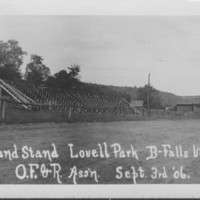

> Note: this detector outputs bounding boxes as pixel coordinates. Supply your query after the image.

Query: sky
[1,0,200,96]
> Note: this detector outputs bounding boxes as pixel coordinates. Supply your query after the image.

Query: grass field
[0,119,200,184]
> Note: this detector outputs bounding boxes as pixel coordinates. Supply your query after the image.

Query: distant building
[131,100,144,108]
[175,103,200,113]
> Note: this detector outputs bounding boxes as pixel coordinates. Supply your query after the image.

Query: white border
[0,0,200,15]
[1,0,200,198]
[0,185,200,198]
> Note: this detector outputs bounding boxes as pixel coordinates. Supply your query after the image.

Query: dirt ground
[0,119,200,184]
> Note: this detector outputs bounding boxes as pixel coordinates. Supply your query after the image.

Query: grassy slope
[12,79,200,107]
[108,84,200,106]
[108,85,180,106]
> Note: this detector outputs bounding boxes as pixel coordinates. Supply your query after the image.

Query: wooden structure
[175,103,200,113]
[131,100,144,108]
[0,79,142,119]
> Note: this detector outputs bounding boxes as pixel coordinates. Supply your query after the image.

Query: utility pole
[147,73,150,115]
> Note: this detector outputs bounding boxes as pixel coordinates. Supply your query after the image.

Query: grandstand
[0,79,141,115]
[0,79,36,109]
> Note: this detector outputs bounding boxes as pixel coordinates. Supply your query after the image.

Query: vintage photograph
[1,0,200,198]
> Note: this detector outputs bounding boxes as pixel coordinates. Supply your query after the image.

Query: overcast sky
[1,0,200,96]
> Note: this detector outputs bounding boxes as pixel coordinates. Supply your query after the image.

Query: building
[175,103,200,113]
[130,100,144,108]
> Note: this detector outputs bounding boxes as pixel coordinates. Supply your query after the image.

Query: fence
[0,98,141,123]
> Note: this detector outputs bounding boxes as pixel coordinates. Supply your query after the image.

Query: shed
[175,103,200,113]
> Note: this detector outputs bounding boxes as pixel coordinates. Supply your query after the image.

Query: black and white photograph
[1,0,200,198]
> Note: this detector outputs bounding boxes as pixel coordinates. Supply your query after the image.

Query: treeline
[0,40,130,101]
[0,40,81,87]
[0,39,166,108]
[108,85,163,109]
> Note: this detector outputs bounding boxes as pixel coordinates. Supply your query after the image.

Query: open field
[0,119,200,184]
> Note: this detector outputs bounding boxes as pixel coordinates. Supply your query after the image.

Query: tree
[25,55,50,85]
[46,65,81,89]
[45,76,57,88]
[68,64,80,79]
[53,70,69,88]
[53,69,78,89]
[0,40,27,80]
[137,85,162,109]
[54,70,69,81]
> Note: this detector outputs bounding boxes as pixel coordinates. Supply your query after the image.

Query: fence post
[49,101,52,111]
[69,107,72,118]
[2,100,6,119]
[0,87,1,108]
